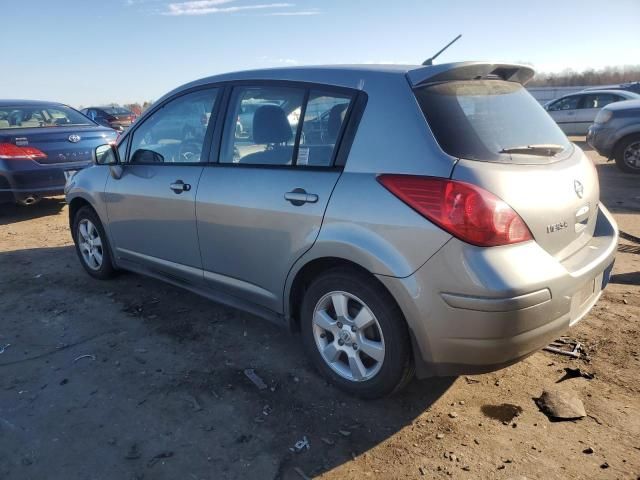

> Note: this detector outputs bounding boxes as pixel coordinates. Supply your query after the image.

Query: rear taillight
[378,175,532,247]
[0,143,47,160]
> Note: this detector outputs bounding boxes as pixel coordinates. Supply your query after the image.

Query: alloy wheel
[312,291,385,382]
[77,219,104,271]
[623,141,640,170]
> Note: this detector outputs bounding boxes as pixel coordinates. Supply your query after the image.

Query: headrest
[253,105,292,144]
[328,103,349,141]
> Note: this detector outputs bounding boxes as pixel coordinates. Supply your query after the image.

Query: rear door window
[297,91,351,167]
[221,86,305,165]
[583,94,618,109]
[415,80,571,162]
[220,86,353,167]
[548,96,581,111]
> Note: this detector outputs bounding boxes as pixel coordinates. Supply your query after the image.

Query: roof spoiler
[407,62,536,87]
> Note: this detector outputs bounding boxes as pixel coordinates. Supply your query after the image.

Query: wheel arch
[68,196,94,233]
[613,130,640,157]
[286,256,399,332]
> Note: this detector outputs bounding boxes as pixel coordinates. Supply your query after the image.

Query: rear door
[196,84,355,313]
[415,80,599,260]
[104,87,220,284]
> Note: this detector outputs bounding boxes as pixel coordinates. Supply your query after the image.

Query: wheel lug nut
[337,322,343,329]
[320,333,326,338]
[338,339,344,346]
[351,326,357,332]
[352,344,358,350]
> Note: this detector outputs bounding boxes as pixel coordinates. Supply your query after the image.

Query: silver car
[66,62,618,398]
[544,89,640,135]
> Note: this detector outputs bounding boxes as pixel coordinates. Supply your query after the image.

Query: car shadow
[0,196,66,226]
[0,245,454,480]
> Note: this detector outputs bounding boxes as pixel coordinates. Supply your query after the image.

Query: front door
[548,95,581,135]
[105,87,220,284]
[196,84,355,313]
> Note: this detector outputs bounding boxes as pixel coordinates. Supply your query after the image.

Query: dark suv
[587,99,640,174]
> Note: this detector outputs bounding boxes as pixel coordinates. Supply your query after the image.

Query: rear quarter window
[415,80,570,162]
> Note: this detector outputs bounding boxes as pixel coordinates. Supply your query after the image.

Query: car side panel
[284,171,452,317]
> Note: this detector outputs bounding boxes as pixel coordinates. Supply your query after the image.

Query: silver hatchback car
[66,62,618,398]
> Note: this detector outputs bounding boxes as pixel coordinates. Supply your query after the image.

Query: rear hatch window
[0,105,95,130]
[414,80,571,162]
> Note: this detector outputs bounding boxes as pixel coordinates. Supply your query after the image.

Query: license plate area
[63,170,78,182]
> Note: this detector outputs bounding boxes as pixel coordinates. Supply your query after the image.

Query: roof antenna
[422,34,462,66]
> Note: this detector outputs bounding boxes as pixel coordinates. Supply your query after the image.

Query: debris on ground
[147,451,173,468]
[544,338,582,358]
[72,354,96,363]
[338,429,351,437]
[289,436,310,453]
[583,447,594,454]
[244,368,268,390]
[436,433,445,439]
[557,367,595,383]
[321,437,335,446]
[535,388,587,420]
[0,344,10,354]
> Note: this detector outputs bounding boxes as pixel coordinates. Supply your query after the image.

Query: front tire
[72,206,116,280]
[614,134,640,174]
[301,268,414,399]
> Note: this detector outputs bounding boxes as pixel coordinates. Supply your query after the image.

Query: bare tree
[528,65,640,87]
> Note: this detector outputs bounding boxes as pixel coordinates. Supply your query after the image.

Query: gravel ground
[0,140,638,480]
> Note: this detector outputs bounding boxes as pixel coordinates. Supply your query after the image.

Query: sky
[1,0,638,106]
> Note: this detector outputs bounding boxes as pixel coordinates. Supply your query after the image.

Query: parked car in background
[588,99,640,174]
[0,100,117,205]
[80,106,136,132]
[583,82,640,95]
[544,89,640,135]
[67,62,617,398]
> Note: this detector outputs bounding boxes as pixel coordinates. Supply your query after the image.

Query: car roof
[158,62,535,105]
[0,99,67,107]
[553,89,640,101]
[604,99,640,111]
[576,89,640,97]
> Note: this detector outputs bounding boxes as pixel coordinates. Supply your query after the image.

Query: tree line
[528,65,640,87]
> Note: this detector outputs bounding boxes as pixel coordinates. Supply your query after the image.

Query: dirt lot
[1,140,639,480]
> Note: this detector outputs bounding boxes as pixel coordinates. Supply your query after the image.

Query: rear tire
[301,267,414,399]
[614,134,640,174]
[72,206,116,280]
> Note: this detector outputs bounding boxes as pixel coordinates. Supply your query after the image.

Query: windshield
[414,80,571,161]
[102,107,132,115]
[0,104,94,129]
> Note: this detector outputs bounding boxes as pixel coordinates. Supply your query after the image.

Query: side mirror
[94,144,119,165]
[130,148,164,164]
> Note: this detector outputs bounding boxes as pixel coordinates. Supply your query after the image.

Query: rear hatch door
[414,77,599,260]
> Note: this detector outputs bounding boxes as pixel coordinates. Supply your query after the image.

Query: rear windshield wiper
[499,144,565,156]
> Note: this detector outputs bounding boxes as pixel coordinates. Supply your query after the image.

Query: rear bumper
[0,158,90,203]
[378,204,618,378]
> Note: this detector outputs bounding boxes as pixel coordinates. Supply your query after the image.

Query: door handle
[170,180,191,194]
[284,188,318,206]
